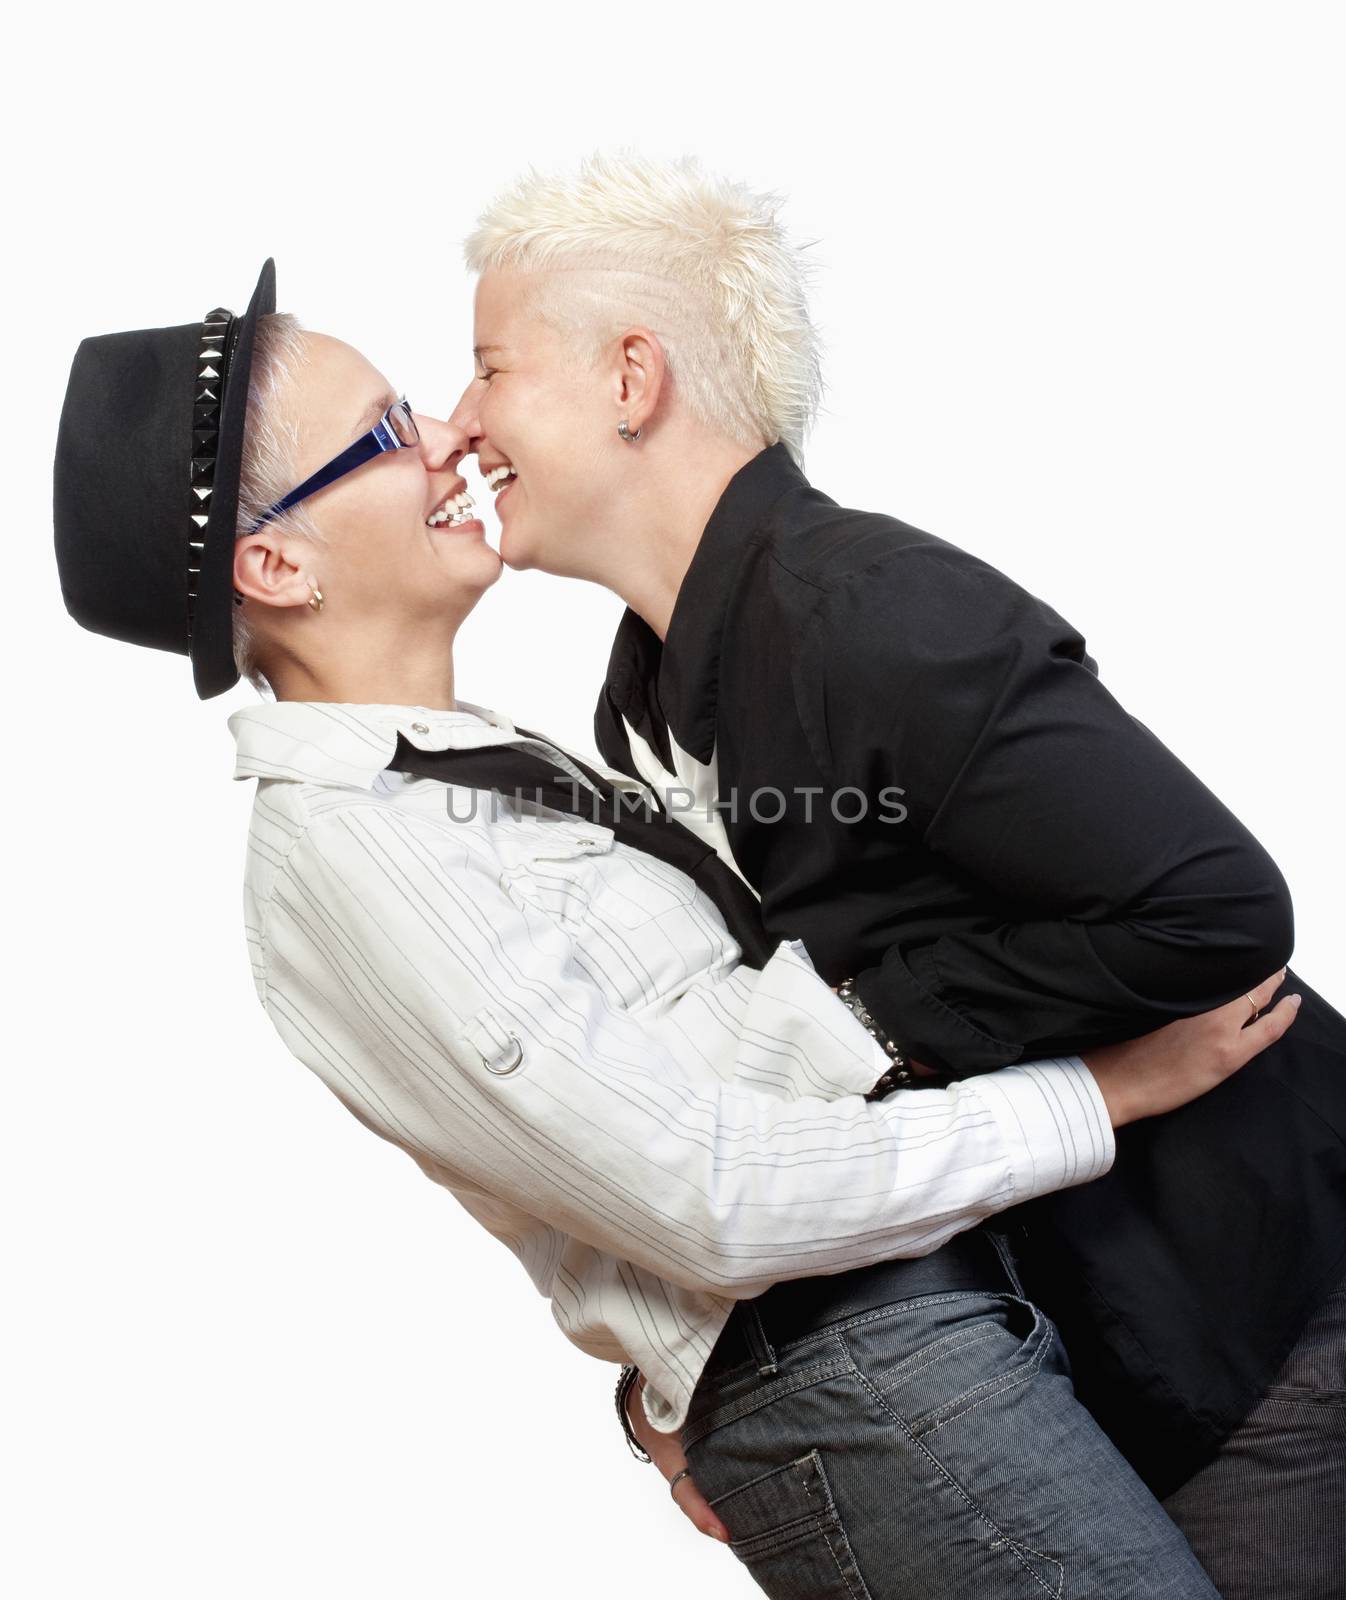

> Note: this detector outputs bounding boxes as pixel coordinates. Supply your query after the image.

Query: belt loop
[742,1297,779,1378]
[985,1228,1028,1298]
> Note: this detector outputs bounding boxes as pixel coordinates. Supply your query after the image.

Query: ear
[611,326,667,436]
[233,530,317,610]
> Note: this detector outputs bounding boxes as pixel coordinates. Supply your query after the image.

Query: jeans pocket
[699,1448,874,1600]
[840,1291,1054,1439]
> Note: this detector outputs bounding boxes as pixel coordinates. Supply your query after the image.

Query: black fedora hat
[53,258,277,699]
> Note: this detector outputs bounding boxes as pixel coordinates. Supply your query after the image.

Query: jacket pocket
[499,823,614,933]
[503,825,698,933]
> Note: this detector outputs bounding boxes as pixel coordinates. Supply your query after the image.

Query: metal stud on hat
[187,307,239,644]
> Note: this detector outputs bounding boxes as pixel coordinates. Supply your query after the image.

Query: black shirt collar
[603,441,807,765]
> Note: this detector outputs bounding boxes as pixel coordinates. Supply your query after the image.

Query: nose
[446,374,485,460]
[412,408,471,474]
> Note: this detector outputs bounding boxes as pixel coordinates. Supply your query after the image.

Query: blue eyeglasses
[244,397,420,533]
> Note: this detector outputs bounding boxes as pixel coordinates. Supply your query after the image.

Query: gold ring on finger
[1246,993,1260,1022]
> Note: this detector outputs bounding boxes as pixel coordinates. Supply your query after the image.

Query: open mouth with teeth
[426,490,480,529]
[484,463,518,497]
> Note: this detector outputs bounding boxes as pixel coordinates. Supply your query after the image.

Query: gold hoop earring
[307,582,324,613]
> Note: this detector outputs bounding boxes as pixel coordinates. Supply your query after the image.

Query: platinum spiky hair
[463,150,825,462]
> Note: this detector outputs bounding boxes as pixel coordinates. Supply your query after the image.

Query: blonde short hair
[232,312,321,692]
[463,151,824,462]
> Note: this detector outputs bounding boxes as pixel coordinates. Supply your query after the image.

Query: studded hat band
[186,306,239,644]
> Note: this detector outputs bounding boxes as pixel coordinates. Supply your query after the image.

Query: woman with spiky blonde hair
[448,151,820,589]
[464,149,821,443]
[448,150,1346,1599]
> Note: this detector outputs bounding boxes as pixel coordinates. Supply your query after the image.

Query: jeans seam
[794,1455,874,1600]
[844,1344,1067,1600]
[990,1535,1065,1599]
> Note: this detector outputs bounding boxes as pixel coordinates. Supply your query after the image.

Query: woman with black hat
[51,262,1296,1598]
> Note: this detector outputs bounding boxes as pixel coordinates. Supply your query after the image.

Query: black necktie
[384,730,779,969]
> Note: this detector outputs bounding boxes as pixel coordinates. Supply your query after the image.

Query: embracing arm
[801,546,1295,1072]
[260,802,1115,1301]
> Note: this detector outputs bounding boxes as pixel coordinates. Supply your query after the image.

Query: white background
[5,3,1343,1596]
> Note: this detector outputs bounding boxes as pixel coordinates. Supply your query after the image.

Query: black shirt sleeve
[800,545,1295,1071]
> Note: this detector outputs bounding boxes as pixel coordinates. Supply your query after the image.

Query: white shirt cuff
[967,1054,1116,1202]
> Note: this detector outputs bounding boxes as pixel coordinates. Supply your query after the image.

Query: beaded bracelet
[614,1363,653,1462]
[836,977,916,1096]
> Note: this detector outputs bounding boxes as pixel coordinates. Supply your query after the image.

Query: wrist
[1078,1048,1130,1128]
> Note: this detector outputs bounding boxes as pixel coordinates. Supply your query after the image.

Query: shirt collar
[604,441,807,764]
[228,698,535,789]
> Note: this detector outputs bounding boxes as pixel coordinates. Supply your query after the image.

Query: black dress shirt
[595,440,1346,1495]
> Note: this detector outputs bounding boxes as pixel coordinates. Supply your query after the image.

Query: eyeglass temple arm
[246,423,402,533]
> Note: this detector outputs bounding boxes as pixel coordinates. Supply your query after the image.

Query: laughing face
[448,267,633,579]
[235,331,502,634]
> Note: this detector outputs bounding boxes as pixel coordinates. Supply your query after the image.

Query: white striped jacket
[229,698,1114,1435]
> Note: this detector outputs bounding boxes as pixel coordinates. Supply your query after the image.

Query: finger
[671,1472,732,1542]
[1232,991,1302,1063]
[638,1426,732,1543]
[1246,966,1290,1011]
[1216,966,1287,1026]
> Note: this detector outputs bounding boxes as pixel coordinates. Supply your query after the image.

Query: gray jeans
[1160,1271,1346,1599]
[680,1232,1222,1598]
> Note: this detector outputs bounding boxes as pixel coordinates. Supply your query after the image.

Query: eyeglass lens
[388,399,419,447]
